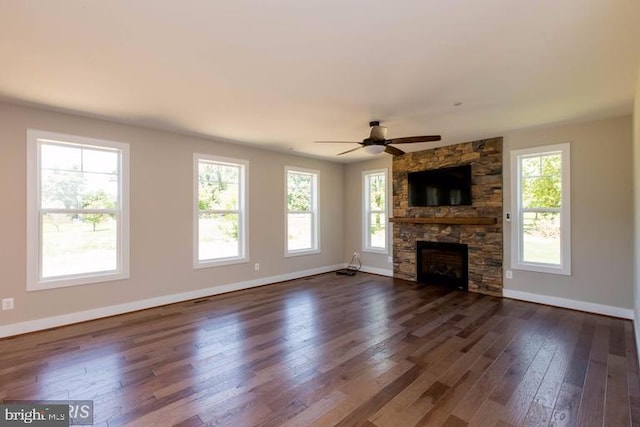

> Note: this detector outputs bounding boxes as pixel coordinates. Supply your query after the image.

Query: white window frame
[194,154,249,268]
[510,142,571,275]
[362,168,389,254]
[27,129,130,291]
[285,166,320,257]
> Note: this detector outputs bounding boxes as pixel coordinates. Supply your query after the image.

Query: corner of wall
[633,67,640,360]
[342,157,393,272]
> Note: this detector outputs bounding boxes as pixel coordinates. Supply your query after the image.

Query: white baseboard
[9,268,630,338]
[503,289,634,319]
[635,304,640,366]
[359,265,394,277]
[0,264,343,339]
[636,322,640,369]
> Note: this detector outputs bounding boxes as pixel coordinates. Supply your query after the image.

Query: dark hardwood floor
[1,272,639,426]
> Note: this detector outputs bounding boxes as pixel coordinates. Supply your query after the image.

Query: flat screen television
[408,164,472,207]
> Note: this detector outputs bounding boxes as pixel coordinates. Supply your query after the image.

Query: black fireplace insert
[416,241,469,291]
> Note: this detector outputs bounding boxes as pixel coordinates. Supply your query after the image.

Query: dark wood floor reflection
[1,273,639,426]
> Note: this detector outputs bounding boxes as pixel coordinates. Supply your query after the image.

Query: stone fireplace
[391,137,503,296]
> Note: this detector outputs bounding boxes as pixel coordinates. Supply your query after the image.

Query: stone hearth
[392,137,503,296]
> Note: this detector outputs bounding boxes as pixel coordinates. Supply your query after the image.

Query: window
[511,143,571,275]
[285,167,319,256]
[195,154,248,267]
[363,169,388,253]
[27,130,129,291]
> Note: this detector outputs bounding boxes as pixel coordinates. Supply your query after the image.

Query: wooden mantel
[389,217,497,225]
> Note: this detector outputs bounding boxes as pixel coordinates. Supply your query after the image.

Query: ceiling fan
[315,121,441,156]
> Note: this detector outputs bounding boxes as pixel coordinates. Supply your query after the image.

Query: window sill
[194,257,248,269]
[28,271,129,292]
[285,249,321,258]
[512,263,571,276]
[363,248,388,255]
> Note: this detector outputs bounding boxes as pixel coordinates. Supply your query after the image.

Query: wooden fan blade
[314,141,360,144]
[389,135,441,144]
[337,146,364,155]
[385,145,405,156]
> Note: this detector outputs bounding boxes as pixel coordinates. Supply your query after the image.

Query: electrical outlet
[2,298,14,310]
[254,263,260,271]
[353,252,359,258]
[505,270,513,279]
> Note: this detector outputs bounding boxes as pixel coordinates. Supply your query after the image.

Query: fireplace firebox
[416,241,469,291]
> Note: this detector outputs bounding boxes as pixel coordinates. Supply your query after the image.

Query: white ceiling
[1,0,639,161]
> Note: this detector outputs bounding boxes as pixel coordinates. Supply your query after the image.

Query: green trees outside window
[364,170,387,251]
[512,142,570,275]
[32,136,126,283]
[196,157,246,264]
[286,168,318,253]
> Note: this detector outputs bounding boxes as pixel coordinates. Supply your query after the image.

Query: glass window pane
[42,170,118,209]
[368,174,385,210]
[41,144,81,171]
[199,163,239,210]
[199,213,239,260]
[521,176,561,209]
[521,211,561,265]
[81,175,118,209]
[41,169,87,209]
[521,153,561,209]
[41,213,118,278]
[541,154,561,176]
[41,144,120,210]
[288,213,312,250]
[82,148,118,174]
[369,212,386,248]
[521,156,540,178]
[287,172,312,211]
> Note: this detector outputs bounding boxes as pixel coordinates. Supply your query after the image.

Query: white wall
[633,70,640,339]
[0,102,345,331]
[343,156,393,275]
[503,116,634,312]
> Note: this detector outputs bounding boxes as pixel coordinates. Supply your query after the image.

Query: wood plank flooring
[1,273,639,426]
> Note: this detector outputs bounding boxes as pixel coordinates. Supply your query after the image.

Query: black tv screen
[408,165,472,207]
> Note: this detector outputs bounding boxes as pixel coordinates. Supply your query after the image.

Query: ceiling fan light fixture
[364,145,386,155]
[314,121,441,157]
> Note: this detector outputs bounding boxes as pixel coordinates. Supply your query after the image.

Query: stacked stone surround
[392,137,503,296]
